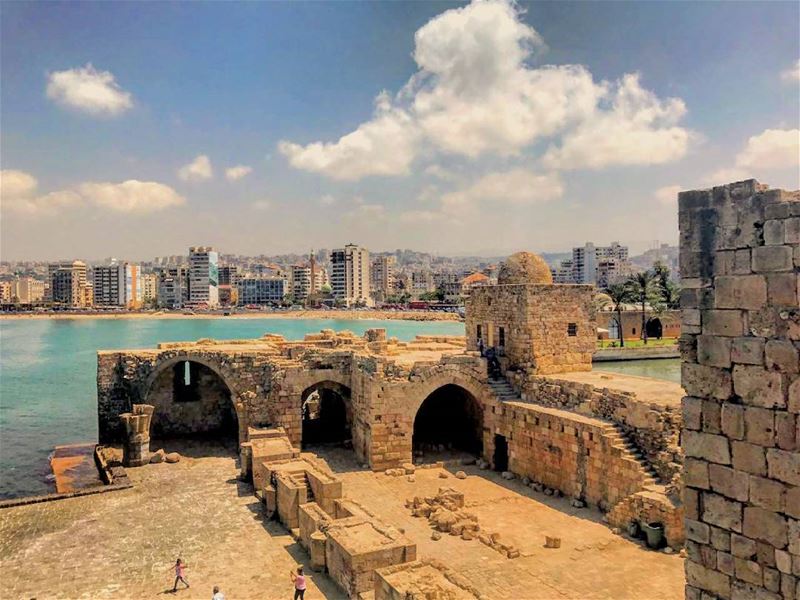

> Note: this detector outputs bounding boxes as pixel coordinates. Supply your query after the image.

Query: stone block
[766,448,800,486]
[686,519,710,543]
[718,551,735,576]
[765,340,799,374]
[766,273,799,307]
[721,404,745,440]
[698,335,732,368]
[731,337,765,366]
[708,464,749,502]
[763,220,785,245]
[734,557,763,585]
[785,486,800,519]
[743,507,787,548]
[685,561,731,598]
[702,400,722,433]
[683,363,733,400]
[715,275,767,310]
[790,377,800,414]
[684,431,731,465]
[731,533,757,559]
[711,526,731,551]
[734,366,785,409]
[731,441,766,475]
[684,397,703,431]
[685,458,710,488]
[752,246,794,273]
[749,476,785,512]
[703,492,743,532]
[703,310,746,337]
[775,412,797,451]
[745,407,776,447]
[785,216,800,243]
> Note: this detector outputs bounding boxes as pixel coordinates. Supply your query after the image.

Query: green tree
[602,283,632,348]
[626,270,660,344]
[652,261,681,309]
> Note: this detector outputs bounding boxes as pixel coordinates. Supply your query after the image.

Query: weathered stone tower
[679,180,799,600]
[466,251,595,374]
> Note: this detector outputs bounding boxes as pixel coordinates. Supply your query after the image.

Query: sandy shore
[0,309,463,322]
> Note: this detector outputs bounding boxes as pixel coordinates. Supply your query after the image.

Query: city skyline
[2,0,799,261]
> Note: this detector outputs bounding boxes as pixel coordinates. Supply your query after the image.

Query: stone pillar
[679,180,799,600]
[119,404,154,467]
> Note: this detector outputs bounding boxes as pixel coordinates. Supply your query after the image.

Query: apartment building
[157,266,189,309]
[188,246,219,308]
[48,261,88,307]
[10,277,46,304]
[237,277,285,305]
[93,263,142,308]
[370,255,396,300]
[142,273,158,306]
[330,244,371,307]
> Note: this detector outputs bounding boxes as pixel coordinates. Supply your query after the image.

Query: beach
[0,309,462,322]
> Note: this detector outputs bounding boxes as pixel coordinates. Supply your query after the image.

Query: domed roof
[497,251,553,285]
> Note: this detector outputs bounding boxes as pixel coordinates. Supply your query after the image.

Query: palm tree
[626,270,659,344]
[602,283,630,348]
[653,261,681,309]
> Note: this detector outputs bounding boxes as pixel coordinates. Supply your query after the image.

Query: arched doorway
[145,359,239,446]
[413,384,483,456]
[646,317,663,339]
[301,381,352,448]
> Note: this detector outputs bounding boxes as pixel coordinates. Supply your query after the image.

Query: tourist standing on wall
[290,566,306,599]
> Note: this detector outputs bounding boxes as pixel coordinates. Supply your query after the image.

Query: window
[567,323,577,337]
[476,324,482,340]
[498,327,505,348]
[173,361,200,402]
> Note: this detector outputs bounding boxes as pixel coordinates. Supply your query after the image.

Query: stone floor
[0,442,685,599]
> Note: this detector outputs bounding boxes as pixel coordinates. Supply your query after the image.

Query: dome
[497,251,553,285]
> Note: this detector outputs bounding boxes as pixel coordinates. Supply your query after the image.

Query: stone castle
[95,180,799,600]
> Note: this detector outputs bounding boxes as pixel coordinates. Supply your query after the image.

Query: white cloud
[278,0,690,180]
[279,92,419,181]
[781,59,800,83]
[704,167,750,187]
[225,165,252,181]
[424,165,456,181]
[398,209,445,224]
[735,128,799,170]
[344,203,386,220]
[46,64,133,116]
[77,180,185,213]
[252,200,271,211]
[542,74,690,170]
[1,169,184,216]
[178,155,213,182]
[654,184,683,206]
[319,194,336,206]
[441,168,563,213]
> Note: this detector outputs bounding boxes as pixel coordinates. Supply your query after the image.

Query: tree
[652,261,681,309]
[626,270,660,344]
[602,283,631,348]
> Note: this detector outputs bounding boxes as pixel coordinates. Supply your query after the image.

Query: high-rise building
[411,270,434,297]
[219,265,241,286]
[0,281,11,303]
[290,264,312,302]
[370,255,396,300]
[92,263,142,308]
[188,247,219,307]
[11,277,45,304]
[142,273,159,306]
[49,261,88,307]
[237,277,286,305]
[330,244,371,307]
[157,266,189,309]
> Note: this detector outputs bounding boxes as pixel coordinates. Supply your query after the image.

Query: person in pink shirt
[171,558,189,592]
[290,566,307,599]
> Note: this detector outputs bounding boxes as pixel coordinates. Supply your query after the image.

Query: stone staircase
[487,375,662,489]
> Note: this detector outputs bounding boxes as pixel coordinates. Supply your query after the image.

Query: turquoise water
[0,317,464,499]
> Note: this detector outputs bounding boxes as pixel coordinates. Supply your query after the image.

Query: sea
[0,317,680,499]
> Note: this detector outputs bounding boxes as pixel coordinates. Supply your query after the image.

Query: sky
[1,0,798,262]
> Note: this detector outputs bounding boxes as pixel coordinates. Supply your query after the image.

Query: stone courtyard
[0,442,684,600]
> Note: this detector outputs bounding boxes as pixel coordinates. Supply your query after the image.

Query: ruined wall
[466,284,595,374]
[508,374,682,481]
[679,180,799,600]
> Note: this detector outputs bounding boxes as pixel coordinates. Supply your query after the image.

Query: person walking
[172,558,189,592]
[212,585,225,600]
[290,566,307,599]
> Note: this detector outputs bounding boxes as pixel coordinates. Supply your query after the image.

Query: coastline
[0,309,463,323]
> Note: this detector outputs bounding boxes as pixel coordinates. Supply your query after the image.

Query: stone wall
[508,374,682,481]
[466,284,595,374]
[679,180,799,600]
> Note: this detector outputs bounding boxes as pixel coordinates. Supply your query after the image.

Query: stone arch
[143,353,247,445]
[412,382,485,456]
[645,317,663,340]
[299,380,353,448]
[404,370,489,421]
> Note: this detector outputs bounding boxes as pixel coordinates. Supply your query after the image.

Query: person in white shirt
[212,585,225,600]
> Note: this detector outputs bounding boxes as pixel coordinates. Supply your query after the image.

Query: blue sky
[1,0,798,261]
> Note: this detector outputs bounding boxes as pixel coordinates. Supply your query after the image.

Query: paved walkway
[0,443,684,599]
